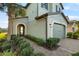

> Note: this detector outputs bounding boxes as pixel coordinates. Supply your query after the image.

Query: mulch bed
[42,44,60,51]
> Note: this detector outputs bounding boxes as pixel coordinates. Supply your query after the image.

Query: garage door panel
[53,23,65,39]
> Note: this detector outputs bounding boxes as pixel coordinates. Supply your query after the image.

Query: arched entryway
[17,24,25,36]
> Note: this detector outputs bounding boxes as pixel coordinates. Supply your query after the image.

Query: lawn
[0,33,7,39]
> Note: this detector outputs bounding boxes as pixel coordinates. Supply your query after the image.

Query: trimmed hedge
[47,38,60,49]
[25,35,45,46]
[67,32,79,39]
[67,32,73,38]
[72,32,79,39]
[72,52,79,56]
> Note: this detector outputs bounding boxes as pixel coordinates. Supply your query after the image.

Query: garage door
[53,23,65,39]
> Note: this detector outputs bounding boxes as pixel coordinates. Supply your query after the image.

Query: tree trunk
[7,4,15,39]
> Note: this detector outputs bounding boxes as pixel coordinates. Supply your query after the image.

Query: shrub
[19,41,30,50]
[2,50,16,56]
[2,41,11,51]
[12,36,24,45]
[0,42,3,52]
[72,52,79,56]
[20,46,34,56]
[67,32,73,38]
[72,32,79,39]
[25,35,45,46]
[18,39,26,44]
[47,38,60,49]
[11,35,17,41]
[0,42,3,46]
[10,35,34,56]
[67,32,79,39]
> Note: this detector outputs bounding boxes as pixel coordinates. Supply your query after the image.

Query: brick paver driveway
[59,38,79,53]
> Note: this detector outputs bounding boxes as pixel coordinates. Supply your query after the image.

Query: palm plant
[0,3,26,38]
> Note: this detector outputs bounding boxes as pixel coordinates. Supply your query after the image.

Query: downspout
[37,3,48,41]
[46,17,48,42]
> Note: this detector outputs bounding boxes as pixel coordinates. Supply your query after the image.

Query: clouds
[68,16,79,20]
[64,3,79,11]
[0,23,8,28]
[64,3,79,20]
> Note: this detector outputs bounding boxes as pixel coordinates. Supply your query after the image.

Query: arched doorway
[17,24,25,36]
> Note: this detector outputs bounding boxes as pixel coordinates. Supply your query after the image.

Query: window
[41,3,48,10]
[56,5,61,12]
[59,8,61,12]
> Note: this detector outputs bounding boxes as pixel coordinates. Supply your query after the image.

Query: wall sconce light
[49,24,52,28]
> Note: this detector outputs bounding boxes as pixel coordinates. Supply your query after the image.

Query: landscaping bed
[10,35,44,56]
[25,35,60,50]
[0,35,45,56]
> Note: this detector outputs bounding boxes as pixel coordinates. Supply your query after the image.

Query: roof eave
[60,3,64,9]
[61,12,69,24]
[24,3,31,9]
[35,12,69,24]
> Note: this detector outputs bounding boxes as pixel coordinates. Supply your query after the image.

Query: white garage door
[53,23,65,39]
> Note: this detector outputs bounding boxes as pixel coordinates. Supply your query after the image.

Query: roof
[60,3,64,9]
[61,12,69,24]
[35,12,69,24]
[24,3,31,8]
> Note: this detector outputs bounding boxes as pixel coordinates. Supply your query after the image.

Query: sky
[63,3,79,20]
[0,3,79,28]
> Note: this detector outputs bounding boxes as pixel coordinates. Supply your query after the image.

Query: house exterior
[67,20,78,32]
[11,3,68,40]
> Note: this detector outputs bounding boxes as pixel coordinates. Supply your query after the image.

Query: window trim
[56,5,58,12]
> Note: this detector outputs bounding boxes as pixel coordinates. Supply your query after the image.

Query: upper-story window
[56,5,58,12]
[56,5,61,12]
[41,3,48,10]
[59,8,61,12]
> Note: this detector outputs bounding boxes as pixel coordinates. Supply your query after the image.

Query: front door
[17,24,25,36]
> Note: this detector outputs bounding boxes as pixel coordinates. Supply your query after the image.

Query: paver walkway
[24,38,71,56]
